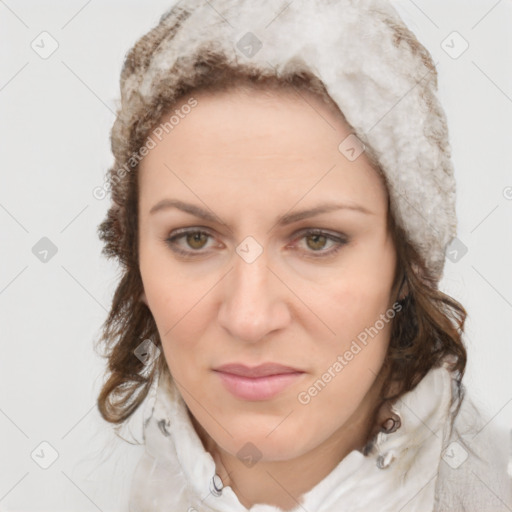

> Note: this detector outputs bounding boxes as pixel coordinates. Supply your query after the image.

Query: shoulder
[434,391,512,511]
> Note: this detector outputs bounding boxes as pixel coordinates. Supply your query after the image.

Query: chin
[216,423,315,463]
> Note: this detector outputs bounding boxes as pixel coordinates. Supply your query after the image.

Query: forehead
[166,86,350,157]
[138,86,387,214]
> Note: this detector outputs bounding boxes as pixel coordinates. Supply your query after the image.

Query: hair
[94,14,467,441]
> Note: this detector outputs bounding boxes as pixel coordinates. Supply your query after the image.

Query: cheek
[303,245,396,393]
[294,282,393,448]
[139,260,208,366]
[140,240,209,330]
[307,281,392,397]
[319,262,395,345]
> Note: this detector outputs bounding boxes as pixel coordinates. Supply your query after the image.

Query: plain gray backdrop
[1,0,511,510]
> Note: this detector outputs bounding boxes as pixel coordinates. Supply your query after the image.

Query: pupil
[308,234,325,250]
[189,232,206,248]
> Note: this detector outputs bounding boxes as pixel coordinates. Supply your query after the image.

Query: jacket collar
[129,362,457,512]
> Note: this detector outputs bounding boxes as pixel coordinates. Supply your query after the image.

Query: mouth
[213,363,305,401]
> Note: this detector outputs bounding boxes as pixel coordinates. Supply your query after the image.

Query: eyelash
[164,228,348,259]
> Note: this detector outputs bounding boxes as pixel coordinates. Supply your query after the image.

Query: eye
[164,228,216,256]
[163,228,349,258]
[289,229,348,258]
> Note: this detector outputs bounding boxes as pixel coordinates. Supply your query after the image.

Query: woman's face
[138,86,398,462]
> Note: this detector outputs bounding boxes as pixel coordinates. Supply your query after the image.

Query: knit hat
[109,0,457,283]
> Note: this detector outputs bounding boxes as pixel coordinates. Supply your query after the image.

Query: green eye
[165,229,214,256]
[305,233,329,251]
[183,231,209,250]
[292,229,348,258]
[164,228,348,259]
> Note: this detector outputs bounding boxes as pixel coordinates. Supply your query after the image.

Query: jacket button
[210,474,223,497]
[157,418,171,436]
[377,451,395,469]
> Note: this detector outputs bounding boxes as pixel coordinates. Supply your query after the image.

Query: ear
[397,278,409,301]
[140,290,148,306]
[395,271,410,302]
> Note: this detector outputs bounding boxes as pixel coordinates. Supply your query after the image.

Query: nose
[217,250,291,344]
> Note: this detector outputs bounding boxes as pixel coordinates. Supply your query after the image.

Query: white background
[1,0,511,510]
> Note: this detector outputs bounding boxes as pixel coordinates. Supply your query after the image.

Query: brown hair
[95,31,467,438]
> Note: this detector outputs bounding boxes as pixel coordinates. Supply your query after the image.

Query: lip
[213,363,305,401]
[214,363,303,377]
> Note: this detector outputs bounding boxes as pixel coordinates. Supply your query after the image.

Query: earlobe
[396,273,410,302]
[398,282,409,302]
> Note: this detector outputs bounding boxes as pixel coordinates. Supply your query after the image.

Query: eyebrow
[149,199,374,226]
[149,198,374,226]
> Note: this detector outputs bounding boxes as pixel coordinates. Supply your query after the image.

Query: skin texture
[138,86,401,510]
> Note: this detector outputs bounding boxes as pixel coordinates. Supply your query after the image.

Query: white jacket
[128,363,511,511]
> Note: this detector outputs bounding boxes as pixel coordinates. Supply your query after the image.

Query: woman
[95,1,511,510]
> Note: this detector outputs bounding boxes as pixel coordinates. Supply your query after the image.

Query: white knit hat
[114,0,457,283]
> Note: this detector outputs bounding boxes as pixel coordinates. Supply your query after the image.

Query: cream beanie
[111,0,457,283]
